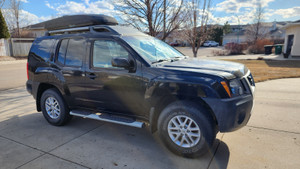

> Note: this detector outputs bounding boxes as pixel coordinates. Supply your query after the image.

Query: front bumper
[203,94,254,132]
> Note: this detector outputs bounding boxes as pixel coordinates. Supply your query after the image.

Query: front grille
[240,72,255,94]
[247,73,255,86]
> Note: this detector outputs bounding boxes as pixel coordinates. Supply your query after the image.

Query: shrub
[248,39,274,54]
[273,39,284,45]
[225,43,246,55]
[212,49,229,56]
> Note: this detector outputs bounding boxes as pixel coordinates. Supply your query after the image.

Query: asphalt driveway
[0,78,299,169]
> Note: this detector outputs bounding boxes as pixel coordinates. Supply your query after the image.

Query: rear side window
[56,39,85,67]
[31,39,54,61]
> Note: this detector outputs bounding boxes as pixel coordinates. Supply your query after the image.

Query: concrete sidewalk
[0,78,299,169]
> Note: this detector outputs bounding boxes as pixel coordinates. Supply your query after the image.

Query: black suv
[27,18,255,157]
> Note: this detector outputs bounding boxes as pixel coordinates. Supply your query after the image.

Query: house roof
[282,20,300,29]
[224,29,246,36]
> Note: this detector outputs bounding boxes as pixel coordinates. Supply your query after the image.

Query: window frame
[55,38,85,68]
[90,38,135,71]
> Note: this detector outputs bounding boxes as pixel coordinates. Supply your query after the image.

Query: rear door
[84,38,146,117]
[53,38,87,108]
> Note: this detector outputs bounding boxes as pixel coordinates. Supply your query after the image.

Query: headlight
[229,79,244,97]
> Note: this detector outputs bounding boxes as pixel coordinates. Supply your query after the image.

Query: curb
[0,60,27,65]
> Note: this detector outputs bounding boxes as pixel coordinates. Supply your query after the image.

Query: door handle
[87,73,97,79]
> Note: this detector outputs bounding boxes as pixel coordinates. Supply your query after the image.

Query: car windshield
[122,35,184,63]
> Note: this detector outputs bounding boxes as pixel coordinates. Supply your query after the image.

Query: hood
[157,58,248,79]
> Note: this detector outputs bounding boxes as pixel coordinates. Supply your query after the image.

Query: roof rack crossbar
[48,26,91,34]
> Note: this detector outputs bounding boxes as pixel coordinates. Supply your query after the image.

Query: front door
[84,39,146,117]
[286,35,294,55]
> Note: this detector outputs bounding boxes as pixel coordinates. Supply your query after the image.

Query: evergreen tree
[223,21,231,35]
[211,27,223,44]
[0,9,10,39]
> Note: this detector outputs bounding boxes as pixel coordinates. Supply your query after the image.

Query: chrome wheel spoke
[179,136,185,146]
[190,127,199,131]
[184,136,192,147]
[173,133,181,142]
[168,115,201,148]
[188,132,200,138]
[176,116,183,125]
[45,97,60,119]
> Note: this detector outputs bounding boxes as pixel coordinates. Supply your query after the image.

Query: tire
[157,101,216,158]
[40,88,72,126]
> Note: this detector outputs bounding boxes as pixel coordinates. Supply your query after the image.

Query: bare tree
[0,0,5,8]
[246,3,268,44]
[115,0,186,40]
[9,0,21,37]
[183,0,212,57]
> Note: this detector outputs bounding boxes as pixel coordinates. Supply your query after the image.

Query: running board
[70,111,145,128]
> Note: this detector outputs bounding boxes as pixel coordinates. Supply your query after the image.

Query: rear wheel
[40,88,72,126]
[157,101,216,157]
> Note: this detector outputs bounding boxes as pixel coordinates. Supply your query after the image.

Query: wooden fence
[0,38,35,57]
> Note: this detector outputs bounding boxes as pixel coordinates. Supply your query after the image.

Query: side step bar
[70,111,145,128]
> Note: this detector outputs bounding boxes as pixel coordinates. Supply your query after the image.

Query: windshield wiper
[151,59,171,64]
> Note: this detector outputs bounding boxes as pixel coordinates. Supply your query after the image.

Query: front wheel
[157,101,216,157]
[40,88,72,126]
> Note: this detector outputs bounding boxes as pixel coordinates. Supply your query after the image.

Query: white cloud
[211,9,258,25]
[19,0,29,3]
[212,0,279,25]
[45,0,116,16]
[2,9,51,29]
[271,7,300,18]
[216,0,274,13]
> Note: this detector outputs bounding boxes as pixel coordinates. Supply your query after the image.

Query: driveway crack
[247,125,300,135]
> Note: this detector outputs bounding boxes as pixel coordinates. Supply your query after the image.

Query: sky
[2,0,300,27]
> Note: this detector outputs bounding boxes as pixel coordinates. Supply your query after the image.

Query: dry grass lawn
[227,59,300,82]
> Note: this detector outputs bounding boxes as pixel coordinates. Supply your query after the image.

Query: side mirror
[111,57,130,69]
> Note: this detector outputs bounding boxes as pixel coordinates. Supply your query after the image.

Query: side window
[31,39,54,61]
[57,39,68,64]
[93,40,129,68]
[56,38,85,67]
[65,39,84,67]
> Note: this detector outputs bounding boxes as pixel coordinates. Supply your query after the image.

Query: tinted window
[93,40,129,68]
[31,39,54,61]
[65,39,85,67]
[57,39,68,64]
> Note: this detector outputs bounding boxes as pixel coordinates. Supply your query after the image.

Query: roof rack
[44,25,148,37]
[45,25,119,36]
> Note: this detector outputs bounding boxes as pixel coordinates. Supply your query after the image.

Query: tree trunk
[193,51,197,57]
[163,0,166,41]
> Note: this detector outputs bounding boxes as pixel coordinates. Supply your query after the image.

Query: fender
[145,74,221,102]
[145,73,221,133]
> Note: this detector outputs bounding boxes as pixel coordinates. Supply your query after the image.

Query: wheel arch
[149,92,218,133]
[36,83,65,112]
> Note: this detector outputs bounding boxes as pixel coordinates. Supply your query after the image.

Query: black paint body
[26,27,255,132]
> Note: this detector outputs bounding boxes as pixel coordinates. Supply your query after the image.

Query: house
[222,21,288,46]
[222,29,246,45]
[282,20,300,57]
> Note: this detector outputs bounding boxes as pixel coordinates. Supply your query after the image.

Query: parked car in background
[170,41,180,46]
[203,41,219,47]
